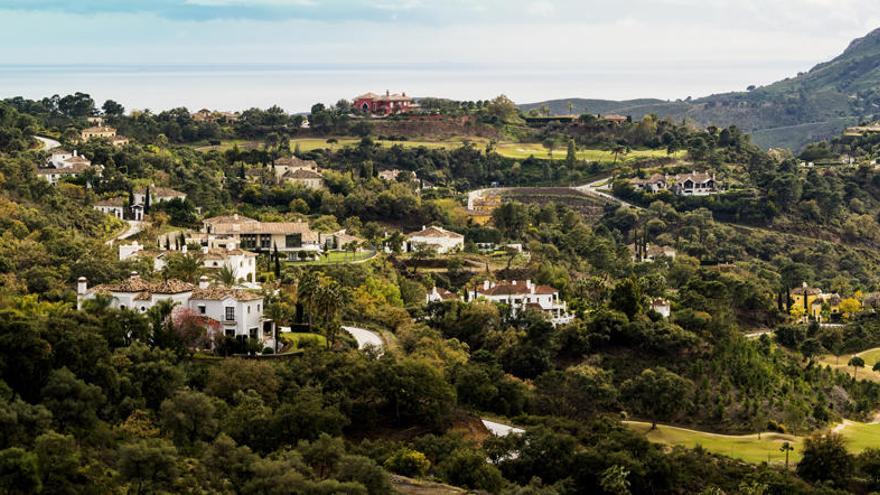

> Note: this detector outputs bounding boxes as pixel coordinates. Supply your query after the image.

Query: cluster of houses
[246,156,325,190]
[93,185,187,222]
[191,109,241,124]
[630,171,719,196]
[36,149,102,185]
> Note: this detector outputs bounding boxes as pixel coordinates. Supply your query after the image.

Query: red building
[353,90,415,115]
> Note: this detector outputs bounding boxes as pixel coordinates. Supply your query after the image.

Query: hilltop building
[353,91,416,115]
[630,171,718,196]
[133,186,187,205]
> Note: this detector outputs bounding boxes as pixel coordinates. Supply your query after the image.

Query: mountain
[522,28,880,150]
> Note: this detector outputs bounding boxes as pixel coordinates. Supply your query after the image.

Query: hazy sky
[1,1,880,109]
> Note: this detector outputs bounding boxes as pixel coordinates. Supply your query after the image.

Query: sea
[0,61,813,113]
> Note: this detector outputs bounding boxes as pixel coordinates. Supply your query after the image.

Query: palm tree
[297,271,320,328]
[612,144,627,163]
[164,252,204,283]
[313,280,347,349]
[215,265,238,287]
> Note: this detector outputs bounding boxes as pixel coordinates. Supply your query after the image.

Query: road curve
[342,326,384,351]
[35,136,61,151]
[481,418,525,437]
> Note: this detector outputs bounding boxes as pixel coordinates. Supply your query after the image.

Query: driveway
[105,221,144,246]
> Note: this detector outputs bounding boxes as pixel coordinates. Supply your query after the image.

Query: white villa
[133,186,187,205]
[282,168,325,190]
[77,273,271,341]
[246,157,325,190]
[94,197,126,220]
[427,286,460,304]
[120,238,259,285]
[466,279,573,326]
[202,214,322,259]
[405,226,464,254]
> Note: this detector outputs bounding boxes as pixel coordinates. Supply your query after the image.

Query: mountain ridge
[521,27,880,150]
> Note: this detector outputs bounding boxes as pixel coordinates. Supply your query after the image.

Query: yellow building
[791,286,842,321]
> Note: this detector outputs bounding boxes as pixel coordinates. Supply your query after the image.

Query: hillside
[522,27,880,150]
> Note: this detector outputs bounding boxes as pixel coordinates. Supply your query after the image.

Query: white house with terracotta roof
[405,226,464,254]
[121,237,259,284]
[466,279,573,326]
[651,298,671,318]
[629,243,676,263]
[671,171,717,196]
[37,149,101,185]
[77,273,269,340]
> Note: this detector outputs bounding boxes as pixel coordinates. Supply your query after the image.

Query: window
[247,305,251,314]
[198,305,206,315]
[260,236,271,250]
[285,234,302,248]
[241,235,257,249]
[225,329,235,337]
[225,307,235,321]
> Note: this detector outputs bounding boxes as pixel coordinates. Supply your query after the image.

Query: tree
[34,431,85,494]
[621,367,693,429]
[117,439,180,495]
[384,448,430,477]
[0,447,41,494]
[542,138,556,161]
[102,99,125,116]
[40,367,105,434]
[160,390,219,446]
[796,433,853,487]
[215,265,238,287]
[780,442,795,469]
[849,356,866,380]
[839,297,861,319]
[610,278,643,319]
[565,139,577,166]
[335,455,391,495]
[600,465,631,495]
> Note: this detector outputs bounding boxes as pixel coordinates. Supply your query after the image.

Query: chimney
[129,271,139,280]
[181,244,188,254]
[386,89,390,96]
[199,275,210,290]
[73,150,77,157]
[526,279,532,289]
[483,280,490,290]
[202,246,209,254]
[77,277,88,296]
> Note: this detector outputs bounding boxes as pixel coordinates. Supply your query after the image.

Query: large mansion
[247,156,325,190]
[202,214,322,259]
[81,126,129,146]
[353,91,416,115]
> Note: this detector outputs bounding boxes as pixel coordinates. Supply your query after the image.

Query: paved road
[342,326,384,351]
[105,221,144,246]
[481,419,525,437]
[35,136,61,151]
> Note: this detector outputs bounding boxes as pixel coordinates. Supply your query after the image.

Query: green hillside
[522,27,880,150]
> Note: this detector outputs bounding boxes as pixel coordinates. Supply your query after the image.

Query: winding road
[105,221,144,246]
[342,326,384,352]
[35,136,61,151]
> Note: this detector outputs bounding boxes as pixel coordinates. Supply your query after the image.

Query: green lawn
[625,421,804,464]
[288,250,376,266]
[280,332,326,349]
[818,346,880,382]
[626,419,880,464]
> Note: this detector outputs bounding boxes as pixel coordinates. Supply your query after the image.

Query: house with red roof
[353,90,415,115]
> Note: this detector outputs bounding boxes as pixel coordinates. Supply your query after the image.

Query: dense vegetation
[5,90,880,494]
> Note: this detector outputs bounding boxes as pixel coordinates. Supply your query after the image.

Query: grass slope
[626,417,880,465]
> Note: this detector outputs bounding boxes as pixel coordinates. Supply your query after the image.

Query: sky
[1,0,880,111]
